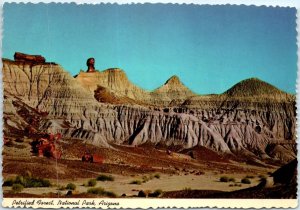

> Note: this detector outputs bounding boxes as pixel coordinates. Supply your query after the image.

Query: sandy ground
[2,138,272,198]
[3,171,262,197]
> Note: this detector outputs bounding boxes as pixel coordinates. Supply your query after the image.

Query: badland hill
[2,58,296,165]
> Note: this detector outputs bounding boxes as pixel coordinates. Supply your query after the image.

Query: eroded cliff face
[75,69,150,102]
[3,59,296,163]
[75,70,196,106]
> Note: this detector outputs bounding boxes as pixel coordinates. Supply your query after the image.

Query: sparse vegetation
[149,189,163,197]
[228,178,235,182]
[66,183,76,190]
[183,187,191,191]
[57,185,66,190]
[87,187,116,197]
[220,176,229,182]
[96,174,114,182]
[220,176,235,182]
[142,176,150,183]
[140,174,159,183]
[88,179,97,187]
[3,178,15,187]
[12,184,24,193]
[138,190,146,197]
[154,173,161,179]
[130,180,142,185]
[3,175,51,188]
[241,178,251,184]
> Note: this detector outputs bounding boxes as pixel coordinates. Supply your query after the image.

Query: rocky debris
[81,152,104,164]
[2,58,296,164]
[31,133,62,159]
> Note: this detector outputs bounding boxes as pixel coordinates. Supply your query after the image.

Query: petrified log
[14,52,46,63]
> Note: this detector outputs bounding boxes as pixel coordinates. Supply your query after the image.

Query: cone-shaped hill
[150,75,196,106]
[153,75,195,95]
[223,78,291,97]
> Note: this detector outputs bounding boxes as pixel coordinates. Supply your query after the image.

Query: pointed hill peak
[153,75,195,98]
[224,77,288,97]
[165,75,181,85]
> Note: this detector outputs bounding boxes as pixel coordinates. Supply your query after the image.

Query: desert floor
[3,137,275,198]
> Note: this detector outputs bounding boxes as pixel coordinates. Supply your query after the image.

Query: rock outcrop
[150,75,196,106]
[75,68,149,101]
[75,70,196,106]
[2,58,296,164]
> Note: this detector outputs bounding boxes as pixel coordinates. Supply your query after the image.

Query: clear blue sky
[3,3,297,94]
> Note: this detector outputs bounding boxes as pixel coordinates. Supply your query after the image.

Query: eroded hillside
[2,58,296,164]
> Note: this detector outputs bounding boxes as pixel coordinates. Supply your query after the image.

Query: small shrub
[87,187,116,197]
[12,184,24,193]
[25,178,51,188]
[9,175,51,188]
[96,174,114,181]
[66,183,76,190]
[3,178,15,186]
[245,175,255,179]
[241,178,251,184]
[229,184,234,187]
[220,176,229,182]
[15,176,25,186]
[149,189,163,197]
[130,180,142,185]
[154,174,160,179]
[3,175,51,188]
[142,176,149,183]
[104,191,117,197]
[57,185,66,190]
[87,187,105,194]
[88,179,97,187]
[138,190,146,197]
[40,179,51,187]
[228,178,235,182]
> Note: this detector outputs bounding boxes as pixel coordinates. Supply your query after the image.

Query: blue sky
[3,3,297,94]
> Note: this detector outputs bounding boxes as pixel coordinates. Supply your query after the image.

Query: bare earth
[3,138,272,198]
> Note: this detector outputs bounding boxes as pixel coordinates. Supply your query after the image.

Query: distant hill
[223,78,289,97]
